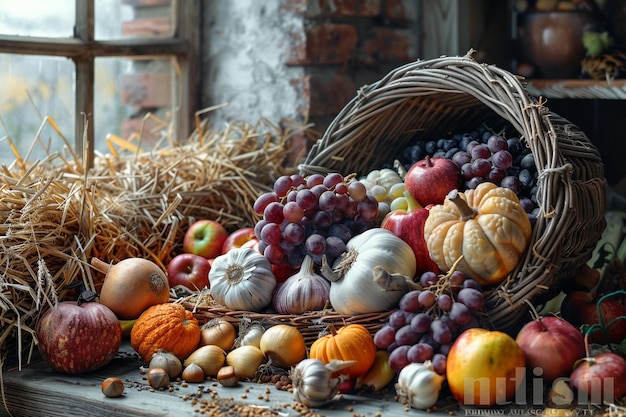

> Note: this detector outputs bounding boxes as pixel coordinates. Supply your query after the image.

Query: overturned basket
[298,52,608,334]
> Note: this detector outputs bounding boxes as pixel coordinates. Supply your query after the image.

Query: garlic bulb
[272,255,330,314]
[290,358,355,407]
[395,361,445,410]
[209,248,277,311]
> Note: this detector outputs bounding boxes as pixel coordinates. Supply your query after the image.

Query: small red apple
[222,227,256,254]
[569,352,626,404]
[167,253,211,291]
[404,156,461,207]
[183,219,228,259]
[381,191,441,276]
[515,315,585,382]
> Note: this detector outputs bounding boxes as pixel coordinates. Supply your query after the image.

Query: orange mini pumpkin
[309,324,376,378]
[130,303,200,362]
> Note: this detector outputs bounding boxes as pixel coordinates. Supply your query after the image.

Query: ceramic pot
[518,11,602,78]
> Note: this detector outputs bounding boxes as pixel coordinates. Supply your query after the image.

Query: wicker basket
[298,52,609,334]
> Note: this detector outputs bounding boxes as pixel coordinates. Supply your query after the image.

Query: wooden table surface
[1,342,455,417]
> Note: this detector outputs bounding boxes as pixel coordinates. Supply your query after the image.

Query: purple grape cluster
[253,173,379,268]
[394,124,539,221]
[373,269,485,375]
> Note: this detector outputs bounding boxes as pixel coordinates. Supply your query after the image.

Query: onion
[259,324,307,368]
[225,345,265,379]
[183,345,227,377]
[199,319,236,351]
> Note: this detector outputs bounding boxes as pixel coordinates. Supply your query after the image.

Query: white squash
[209,247,276,311]
[321,228,417,314]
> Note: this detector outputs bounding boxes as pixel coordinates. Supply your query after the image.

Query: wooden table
[1,342,443,417]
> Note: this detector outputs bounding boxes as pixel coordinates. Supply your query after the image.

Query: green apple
[183,219,228,259]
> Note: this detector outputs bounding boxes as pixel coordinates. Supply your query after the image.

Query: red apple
[36,297,122,374]
[561,291,626,344]
[183,219,228,259]
[515,315,585,382]
[569,352,626,404]
[222,227,256,254]
[241,237,260,252]
[167,253,211,291]
[381,191,441,276]
[404,156,461,207]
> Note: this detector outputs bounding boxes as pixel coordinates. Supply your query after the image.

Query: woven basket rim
[298,51,608,334]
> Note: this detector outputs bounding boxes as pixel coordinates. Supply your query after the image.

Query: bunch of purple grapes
[373,269,485,375]
[394,124,539,221]
[252,172,379,268]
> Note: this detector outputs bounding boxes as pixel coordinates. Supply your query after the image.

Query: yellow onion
[183,345,226,377]
[259,324,306,369]
[199,319,236,351]
[225,345,265,379]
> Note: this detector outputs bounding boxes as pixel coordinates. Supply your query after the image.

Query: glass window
[0,1,75,38]
[0,0,198,168]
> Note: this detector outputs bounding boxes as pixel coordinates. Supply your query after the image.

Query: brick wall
[284,0,419,128]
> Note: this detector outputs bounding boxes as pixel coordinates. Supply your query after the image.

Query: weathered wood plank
[1,343,421,417]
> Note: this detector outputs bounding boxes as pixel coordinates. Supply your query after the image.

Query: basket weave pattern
[298,53,608,334]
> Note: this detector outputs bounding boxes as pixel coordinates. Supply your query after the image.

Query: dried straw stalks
[0,115,311,370]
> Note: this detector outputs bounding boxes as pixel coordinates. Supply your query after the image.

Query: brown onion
[199,319,236,351]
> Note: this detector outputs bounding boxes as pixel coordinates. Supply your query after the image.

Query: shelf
[524,78,626,100]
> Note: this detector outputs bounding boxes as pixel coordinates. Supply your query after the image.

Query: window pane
[96,0,174,40]
[94,57,174,153]
[0,1,75,38]
[0,54,74,165]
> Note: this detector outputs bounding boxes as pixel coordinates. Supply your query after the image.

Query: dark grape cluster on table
[373,268,485,375]
[388,123,540,221]
[253,173,379,268]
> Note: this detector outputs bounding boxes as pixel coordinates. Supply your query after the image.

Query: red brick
[121,17,172,37]
[363,27,415,62]
[121,72,171,108]
[306,0,381,17]
[384,0,417,23]
[307,74,357,117]
[287,23,358,65]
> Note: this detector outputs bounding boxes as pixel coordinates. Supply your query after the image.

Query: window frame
[0,0,200,168]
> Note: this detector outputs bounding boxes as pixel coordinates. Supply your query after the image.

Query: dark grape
[283,201,304,223]
[418,290,436,307]
[430,320,452,344]
[273,175,293,197]
[399,290,422,313]
[260,222,282,246]
[431,353,447,375]
[388,345,411,372]
[470,144,491,160]
[470,158,492,177]
[374,325,396,349]
[437,294,453,311]
[296,189,317,211]
[305,233,326,256]
[254,192,278,215]
[487,135,508,153]
[519,152,535,170]
[492,150,513,170]
[325,236,346,258]
[264,201,285,224]
[420,271,438,287]
[388,310,408,329]
[500,176,522,193]
[452,150,472,167]
[407,343,434,363]
[458,287,485,311]
[462,279,482,291]
[450,301,472,325]
[323,172,344,189]
[410,312,432,333]
[395,324,420,346]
